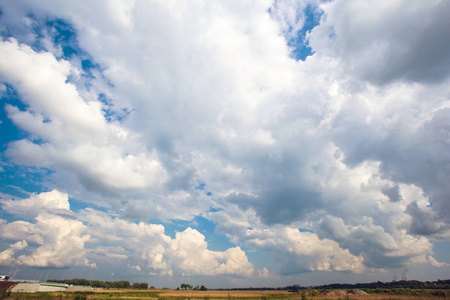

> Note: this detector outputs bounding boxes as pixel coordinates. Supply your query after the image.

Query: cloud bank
[0,0,449,286]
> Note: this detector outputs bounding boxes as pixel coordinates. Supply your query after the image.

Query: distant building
[0,276,11,281]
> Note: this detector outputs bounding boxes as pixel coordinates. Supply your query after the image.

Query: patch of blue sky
[3,15,121,116]
[44,19,78,58]
[195,181,206,191]
[44,19,105,85]
[68,197,110,214]
[0,165,54,224]
[432,241,450,263]
[298,227,314,233]
[0,84,30,152]
[246,250,275,271]
[3,16,123,120]
[0,85,50,221]
[0,86,60,209]
[41,21,124,122]
[0,164,52,197]
[192,216,236,251]
[8,16,106,88]
[287,4,323,61]
[195,180,213,196]
[98,93,131,123]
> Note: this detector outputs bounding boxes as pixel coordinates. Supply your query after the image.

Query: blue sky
[1,0,450,288]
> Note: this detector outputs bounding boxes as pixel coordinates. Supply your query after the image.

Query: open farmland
[2,288,449,300]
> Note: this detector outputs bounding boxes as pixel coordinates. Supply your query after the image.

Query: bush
[301,292,308,300]
[73,293,87,300]
[0,291,10,299]
[133,282,149,289]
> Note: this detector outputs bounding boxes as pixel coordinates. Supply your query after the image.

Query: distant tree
[133,282,148,289]
[200,285,208,291]
[181,283,193,290]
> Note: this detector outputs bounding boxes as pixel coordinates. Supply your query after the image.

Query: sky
[0,0,449,289]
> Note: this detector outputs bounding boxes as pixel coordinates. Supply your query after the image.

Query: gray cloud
[382,184,402,202]
[406,202,449,237]
[309,0,450,85]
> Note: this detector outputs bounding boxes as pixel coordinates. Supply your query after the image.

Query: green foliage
[73,292,88,300]
[315,279,450,290]
[48,278,136,289]
[363,288,448,296]
[133,282,149,289]
[180,283,193,290]
[430,290,449,297]
[301,292,307,300]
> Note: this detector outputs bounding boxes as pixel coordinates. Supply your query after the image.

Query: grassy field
[1,288,449,300]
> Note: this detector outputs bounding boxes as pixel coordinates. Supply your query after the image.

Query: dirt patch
[159,290,291,298]
[0,281,18,293]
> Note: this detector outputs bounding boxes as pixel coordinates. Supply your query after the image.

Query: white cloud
[0,190,254,277]
[0,240,27,266]
[16,214,95,268]
[0,191,94,268]
[80,208,255,277]
[1,189,70,219]
[427,256,449,268]
[168,228,254,276]
[0,38,168,196]
[210,207,364,275]
[128,264,141,272]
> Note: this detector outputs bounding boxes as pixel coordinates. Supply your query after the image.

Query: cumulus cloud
[0,191,94,268]
[80,207,255,277]
[0,240,27,266]
[0,38,167,198]
[1,189,70,219]
[0,190,254,277]
[318,215,434,268]
[209,207,364,275]
[168,228,254,276]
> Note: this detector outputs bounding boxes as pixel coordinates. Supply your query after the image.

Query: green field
[1,288,449,300]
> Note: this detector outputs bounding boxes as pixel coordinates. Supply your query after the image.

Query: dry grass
[159,289,292,298]
[3,288,448,300]
[157,289,447,300]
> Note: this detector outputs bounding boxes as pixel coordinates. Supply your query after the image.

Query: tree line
[179,283,207,291]
[48,278,149,289]
[217,279,450,291]
[310,279,450,290]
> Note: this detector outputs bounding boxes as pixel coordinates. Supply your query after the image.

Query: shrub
[301,292,308,300]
